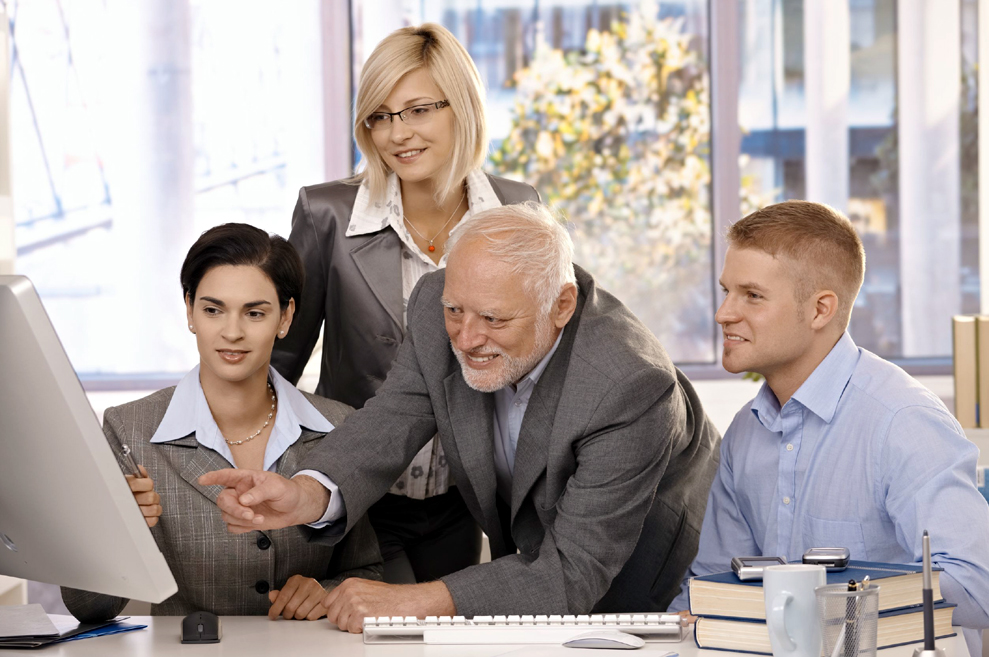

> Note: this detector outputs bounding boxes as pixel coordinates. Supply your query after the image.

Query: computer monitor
[0,275,176,603]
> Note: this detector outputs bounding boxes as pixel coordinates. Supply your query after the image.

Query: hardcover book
[688,561,942,620]
[693,602,956,654]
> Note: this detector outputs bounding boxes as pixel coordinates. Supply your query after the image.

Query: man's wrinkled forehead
[444,244,534,311]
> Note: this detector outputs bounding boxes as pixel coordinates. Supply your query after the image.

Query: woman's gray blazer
[271,173,540,408]
[61,389,383,622]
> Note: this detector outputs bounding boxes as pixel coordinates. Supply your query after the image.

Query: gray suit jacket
[61,389,382,622]
[270,173,539,409]
[305,266,721,616]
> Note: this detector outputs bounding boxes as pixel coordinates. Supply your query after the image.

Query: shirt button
[255,580,270,594]
[257,534,271,550]
[783,496,791,505]
[786,444,794,451]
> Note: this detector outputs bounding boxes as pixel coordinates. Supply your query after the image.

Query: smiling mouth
[395,148,425,159]
[218,350,249,362]
[724,335,746,342]
[466,352,499,366]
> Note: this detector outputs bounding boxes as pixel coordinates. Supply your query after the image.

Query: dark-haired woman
[61,223,382,623]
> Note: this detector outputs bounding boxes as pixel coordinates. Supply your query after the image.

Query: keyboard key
[363,617,377,627]
[618,614,632,624]
[507,615,522,625]
[548,615,563,624]
[452,616,467,624]
[424,617,439,625]
[473,616,493,625]
[438,616,453,624]
[389,616,404,625]
[632,614,646,624]
[520,615,535,625]
[404,616,418,625]
[577,615,591,624]
[493,615,508,624]
[534,615,549,624]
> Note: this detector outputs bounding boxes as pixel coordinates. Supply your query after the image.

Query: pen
[921,530,934,652]
[120,445,145,478]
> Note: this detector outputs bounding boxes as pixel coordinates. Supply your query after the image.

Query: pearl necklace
[225,381,276,446]
[403,189,466,253]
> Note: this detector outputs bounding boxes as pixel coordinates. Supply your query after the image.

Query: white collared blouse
[342,170,503,499]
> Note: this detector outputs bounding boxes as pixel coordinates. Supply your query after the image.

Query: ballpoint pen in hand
[121,445,145,478]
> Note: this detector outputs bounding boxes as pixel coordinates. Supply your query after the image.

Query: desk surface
[1,617,971,657]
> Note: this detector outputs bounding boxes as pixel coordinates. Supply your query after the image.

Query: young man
[668,200,989,655]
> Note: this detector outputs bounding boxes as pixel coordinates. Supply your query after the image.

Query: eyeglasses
[363,100,450,131]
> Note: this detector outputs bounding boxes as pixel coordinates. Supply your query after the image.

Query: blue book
[688,561,943,619]
[693,601,956,654]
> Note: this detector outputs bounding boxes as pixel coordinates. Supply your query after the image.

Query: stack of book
[688,562,956,653]
[953,315,989,428]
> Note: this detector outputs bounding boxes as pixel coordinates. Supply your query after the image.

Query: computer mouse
[181,610,222,644]
[562,629,646,650]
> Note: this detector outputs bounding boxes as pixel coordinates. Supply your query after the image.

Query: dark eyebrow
[199,297,272,309]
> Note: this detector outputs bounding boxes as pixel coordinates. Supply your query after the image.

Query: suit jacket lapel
[276,429,323,476]
[510,343,571,521]
[443,372,504,550]
[168,436,232,505]
[349,231,404,331]
[509,289,584,522]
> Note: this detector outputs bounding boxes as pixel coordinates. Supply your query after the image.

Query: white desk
[0,617,970,657]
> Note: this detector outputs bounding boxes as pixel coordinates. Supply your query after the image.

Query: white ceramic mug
[763,564,827,657]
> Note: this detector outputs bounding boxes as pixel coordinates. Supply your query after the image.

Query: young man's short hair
[727,200,866,329]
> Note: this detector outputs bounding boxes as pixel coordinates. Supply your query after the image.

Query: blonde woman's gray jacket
[270,173,539,409]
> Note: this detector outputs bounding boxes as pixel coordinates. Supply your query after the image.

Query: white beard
[451,315,556,393]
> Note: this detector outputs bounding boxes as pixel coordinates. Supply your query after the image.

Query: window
[739,0,979,359]
[354,0,717,363]
[11,0,328,377]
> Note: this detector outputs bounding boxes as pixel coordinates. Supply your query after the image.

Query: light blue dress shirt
[151,365,334,472]
[668,332,989,654]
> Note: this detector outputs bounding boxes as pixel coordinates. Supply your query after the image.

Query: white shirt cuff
[293,470,345,528]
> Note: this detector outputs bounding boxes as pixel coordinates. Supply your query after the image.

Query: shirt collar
[151,365,334,471]
[750,331,860,429]
[346,170,503,239]
[514,330,564,394]
[790,331,860,423]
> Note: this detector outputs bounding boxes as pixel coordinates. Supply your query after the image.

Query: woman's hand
[268,575,328,621]
[125,465,162,528]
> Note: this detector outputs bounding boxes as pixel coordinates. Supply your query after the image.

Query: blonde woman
[271,24,538,584]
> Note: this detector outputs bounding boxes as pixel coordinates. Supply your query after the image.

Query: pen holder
[816,583,879,657]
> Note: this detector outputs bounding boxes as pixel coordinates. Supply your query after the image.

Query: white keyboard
[362,613,687,644]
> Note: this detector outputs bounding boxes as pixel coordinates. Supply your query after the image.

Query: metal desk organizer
[816,582,880,657]
[362,613,688,645]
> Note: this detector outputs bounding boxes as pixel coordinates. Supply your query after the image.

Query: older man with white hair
[201,202,720,630]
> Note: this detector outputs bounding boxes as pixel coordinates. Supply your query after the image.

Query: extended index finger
[198,468,255,489]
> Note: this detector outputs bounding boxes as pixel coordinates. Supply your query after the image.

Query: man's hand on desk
[323,579,456,634]
[198,470,328,532]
